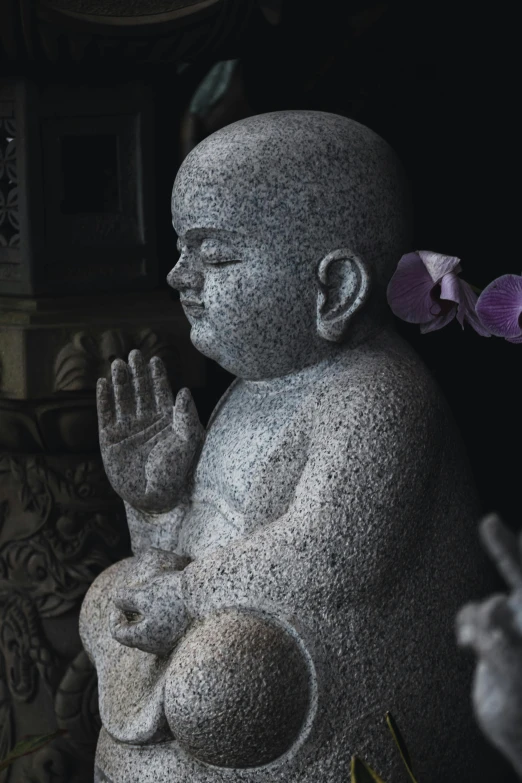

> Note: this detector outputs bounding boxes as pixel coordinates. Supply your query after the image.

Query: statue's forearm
[124,445,202,554]
[124,500,188,555]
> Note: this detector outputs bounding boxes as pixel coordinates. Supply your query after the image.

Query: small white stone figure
[457,514,522,778]
[80,111,495,783]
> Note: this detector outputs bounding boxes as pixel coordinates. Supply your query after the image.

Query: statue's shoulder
[312,334,444,430]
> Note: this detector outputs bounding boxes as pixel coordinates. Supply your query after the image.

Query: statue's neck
[343,285,394,350]
[241,353,339,395]
[239,289,394,395]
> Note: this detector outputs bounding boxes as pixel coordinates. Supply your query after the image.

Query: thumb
[172,388,201,441]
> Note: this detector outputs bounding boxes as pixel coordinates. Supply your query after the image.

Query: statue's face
[168,201,322,379]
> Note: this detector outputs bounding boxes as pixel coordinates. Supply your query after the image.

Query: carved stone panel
[0,293,205,400]
[0,451,129,782]
[0,287,205,779]
[0,116,18,249]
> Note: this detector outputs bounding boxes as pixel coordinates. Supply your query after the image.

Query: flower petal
[419,306,457,333]
[455,279,492,336]
[417,250,462,283]
[387,252,439,323]
[440,272,461,305]
[476,275,522,339]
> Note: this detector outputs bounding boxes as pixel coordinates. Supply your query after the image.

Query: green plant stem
[0,731,66,772]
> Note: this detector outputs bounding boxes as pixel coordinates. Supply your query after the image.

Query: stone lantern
[0,1,262,779]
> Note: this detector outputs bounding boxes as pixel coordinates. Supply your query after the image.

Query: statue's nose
[167,256,204,292]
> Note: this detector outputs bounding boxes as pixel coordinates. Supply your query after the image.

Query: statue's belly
[91,497,491,783]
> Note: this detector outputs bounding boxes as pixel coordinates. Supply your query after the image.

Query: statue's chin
[188,322,217,358]
[188,322,310,381]
[188,325,242,376]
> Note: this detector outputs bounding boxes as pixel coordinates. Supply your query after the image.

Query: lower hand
[109,549,191,656]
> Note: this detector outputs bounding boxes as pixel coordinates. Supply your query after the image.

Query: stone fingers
[150,356,174,414]
[479,513,522,590]
[111,358,135,421]
[104,352,174,425]
[128,349,154,419]
[110,574,188,656]
[456,594,521,662]
[173,387,201,442]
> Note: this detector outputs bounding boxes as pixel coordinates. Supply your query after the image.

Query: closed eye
[204,258,242,267]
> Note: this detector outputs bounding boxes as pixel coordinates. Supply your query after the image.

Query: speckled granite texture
[81,111,493,782]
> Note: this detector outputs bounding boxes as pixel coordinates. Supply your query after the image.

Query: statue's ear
[316,249,372,342]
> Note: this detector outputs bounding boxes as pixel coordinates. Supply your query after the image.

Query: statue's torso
[84,332,493,783]
[181,376,314,556]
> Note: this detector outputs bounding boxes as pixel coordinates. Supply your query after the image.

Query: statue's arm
[124,501,188,555]
[110,377,439,655]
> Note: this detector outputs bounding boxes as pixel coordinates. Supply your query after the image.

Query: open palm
[97,349,204,513]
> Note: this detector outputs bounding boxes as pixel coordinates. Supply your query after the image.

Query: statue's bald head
[169,111,411,378]
[172,110,411,288]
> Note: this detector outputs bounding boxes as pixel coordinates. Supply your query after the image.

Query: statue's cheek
[164,609,313,769]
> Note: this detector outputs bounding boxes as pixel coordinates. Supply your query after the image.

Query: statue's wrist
[135,483,184,514]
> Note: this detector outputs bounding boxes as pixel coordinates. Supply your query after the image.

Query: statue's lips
[180,299,205,317]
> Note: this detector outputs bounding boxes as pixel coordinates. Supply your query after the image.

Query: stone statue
[80,111,495,782]
[457,514,522,778]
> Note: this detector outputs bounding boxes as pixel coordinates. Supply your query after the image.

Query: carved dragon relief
[0,323,180,778]
[0,454,127,782]
[21,650,101,782]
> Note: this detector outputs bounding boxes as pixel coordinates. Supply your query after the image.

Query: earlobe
[316,249,372,342]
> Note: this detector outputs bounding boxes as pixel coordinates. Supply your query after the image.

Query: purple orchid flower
[386,250,491,336]
[476,274,522,343]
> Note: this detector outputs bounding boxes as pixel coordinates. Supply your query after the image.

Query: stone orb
[164,609,312,768]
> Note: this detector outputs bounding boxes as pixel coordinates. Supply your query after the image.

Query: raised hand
[97,350,204,513]
[456,514,522,776]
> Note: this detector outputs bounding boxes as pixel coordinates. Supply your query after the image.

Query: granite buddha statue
[80,111,493,782]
